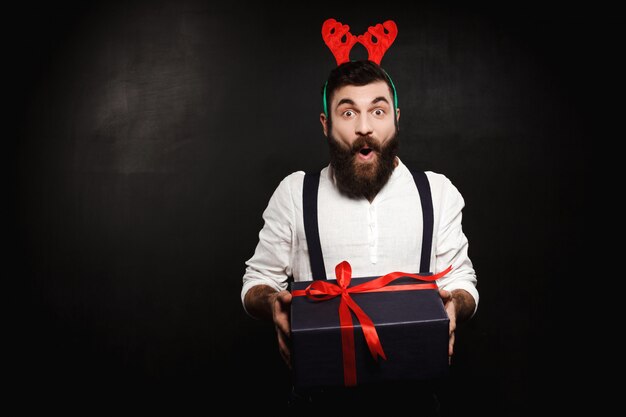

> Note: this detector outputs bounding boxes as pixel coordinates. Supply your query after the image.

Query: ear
[396,107,400,124]
[320,113,329,137]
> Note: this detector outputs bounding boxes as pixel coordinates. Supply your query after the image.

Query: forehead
[332,81,392,107]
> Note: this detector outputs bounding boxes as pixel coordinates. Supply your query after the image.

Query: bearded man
[241,60,478,412]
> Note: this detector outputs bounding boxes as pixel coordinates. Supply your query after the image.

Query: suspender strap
[410,170,434,273]
[302,172,327,280]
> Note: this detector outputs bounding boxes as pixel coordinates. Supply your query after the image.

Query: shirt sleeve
[241,173,300,316]
[433,176,479,316]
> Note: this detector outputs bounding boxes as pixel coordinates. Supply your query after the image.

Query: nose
[355,114,373,136]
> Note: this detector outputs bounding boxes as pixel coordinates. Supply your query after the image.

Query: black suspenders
[302,170,434,280]
[302,172,327,281]
[411,170,434,273]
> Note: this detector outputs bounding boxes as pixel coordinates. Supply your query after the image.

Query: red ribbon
[292,261,452,387]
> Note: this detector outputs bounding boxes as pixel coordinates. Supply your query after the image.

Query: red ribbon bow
[292,261,452,386]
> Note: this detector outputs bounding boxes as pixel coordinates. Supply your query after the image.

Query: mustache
[350,136,382,154]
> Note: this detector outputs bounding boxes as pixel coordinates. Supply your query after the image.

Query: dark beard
[328,132,399,201]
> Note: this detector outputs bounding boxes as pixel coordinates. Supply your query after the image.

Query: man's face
[323,81,398,161]
[321,81,400,200]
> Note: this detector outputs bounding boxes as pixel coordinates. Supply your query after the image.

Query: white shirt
[241,158,478,313]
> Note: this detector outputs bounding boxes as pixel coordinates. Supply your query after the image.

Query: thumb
[439,289,453,302]
[277,290,292,307]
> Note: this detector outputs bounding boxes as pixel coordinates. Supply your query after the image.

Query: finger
[273,292,292,337]
[277,329,292,368]
[444,298,456,327]
[449,332,455,357]
[277,291,292,306]
[449,318,456,335]
[275,315,291,338]
[439,289,452,302]
[279,344,291,369]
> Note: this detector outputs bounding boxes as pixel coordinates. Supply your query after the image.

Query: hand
[270,290,292,368]
[439,289,457,363]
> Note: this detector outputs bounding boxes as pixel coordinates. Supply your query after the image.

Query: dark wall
[11,1,596,414]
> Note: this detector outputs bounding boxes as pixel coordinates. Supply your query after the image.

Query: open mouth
[356,146,376,161]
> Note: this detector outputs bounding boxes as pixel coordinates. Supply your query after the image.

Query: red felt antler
[322,18,358,65]
[323,19,398,65]
[357,20,398,65]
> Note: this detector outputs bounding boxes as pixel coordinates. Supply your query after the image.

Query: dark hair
[322,60,397,118]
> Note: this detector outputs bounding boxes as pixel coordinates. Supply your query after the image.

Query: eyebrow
[336,96,390,108]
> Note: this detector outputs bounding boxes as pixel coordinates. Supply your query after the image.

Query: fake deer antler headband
[322,18,398,65]
[321,18,399,117]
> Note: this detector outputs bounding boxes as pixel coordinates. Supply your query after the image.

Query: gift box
[290,262,450,389]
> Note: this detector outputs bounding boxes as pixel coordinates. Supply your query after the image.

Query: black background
[10,1,602,415]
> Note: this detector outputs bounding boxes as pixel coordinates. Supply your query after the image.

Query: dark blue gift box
[290,274,449,389]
